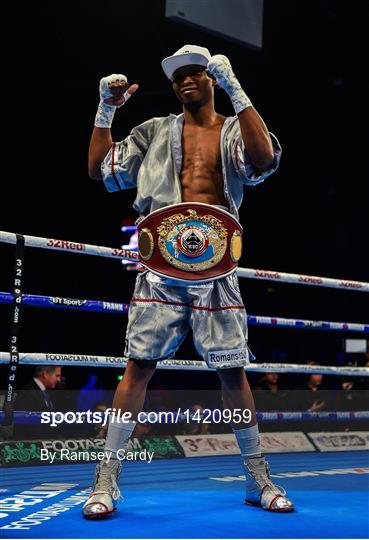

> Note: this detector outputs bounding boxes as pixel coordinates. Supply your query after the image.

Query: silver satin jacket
[101,113,282,220]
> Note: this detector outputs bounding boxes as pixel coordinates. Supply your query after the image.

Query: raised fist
[207,55,252,114]
[207,55,236,93]
[99,74,139,108]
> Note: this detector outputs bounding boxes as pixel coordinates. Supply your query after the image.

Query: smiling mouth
[181,87,198,94]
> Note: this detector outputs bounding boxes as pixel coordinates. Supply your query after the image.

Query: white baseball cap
[161,44,211,80]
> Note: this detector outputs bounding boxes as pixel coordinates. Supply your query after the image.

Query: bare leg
[217,367,257,428]
[216,367,294,511]
[111,358,157,418]
[82,358,157,519]
[103,358,157,457]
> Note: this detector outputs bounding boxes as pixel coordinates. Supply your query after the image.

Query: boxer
[82,45,294,518]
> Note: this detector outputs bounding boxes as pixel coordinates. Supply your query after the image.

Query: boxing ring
[1,230,369,539]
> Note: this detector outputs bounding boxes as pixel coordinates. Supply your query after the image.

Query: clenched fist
[99,74,139,108]
[95,74,139,128]
[207,55,252,114]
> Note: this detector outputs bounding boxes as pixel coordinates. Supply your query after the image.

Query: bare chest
[181,125,222,177]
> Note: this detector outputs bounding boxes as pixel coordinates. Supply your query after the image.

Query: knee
[218,367,249,391]
[122,374,152,390]
[122,359,156,389]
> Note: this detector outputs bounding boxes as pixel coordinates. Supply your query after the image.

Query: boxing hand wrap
[94,74,132,128]
[207,55,252,115]
[95,101,116,129]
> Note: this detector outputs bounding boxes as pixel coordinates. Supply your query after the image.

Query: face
[191,404,204,412]
[264,372,279,384]
[95,403,107,413]
[42,367,62,389]
[172,65,215,107]
[309,374,323,386]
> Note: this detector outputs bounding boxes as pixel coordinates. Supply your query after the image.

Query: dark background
[1,0,368,393]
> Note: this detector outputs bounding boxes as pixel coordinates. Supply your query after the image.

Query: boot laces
[248,460,286,497]
[94,460,122,501]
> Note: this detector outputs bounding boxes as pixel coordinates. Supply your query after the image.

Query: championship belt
[137,202,243,282]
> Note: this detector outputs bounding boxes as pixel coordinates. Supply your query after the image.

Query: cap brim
[161,53,209,80]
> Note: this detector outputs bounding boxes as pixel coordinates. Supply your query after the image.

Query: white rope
[0,230,138,261]
[237,267,369,292]
[0,352,367,376]
[1,230,367,292]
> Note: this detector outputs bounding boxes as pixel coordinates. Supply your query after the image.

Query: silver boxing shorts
[124,270,253,369]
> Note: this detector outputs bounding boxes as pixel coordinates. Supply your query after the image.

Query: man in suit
[14,366,62,439]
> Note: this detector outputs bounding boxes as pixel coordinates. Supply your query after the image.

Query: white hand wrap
[95,74,130,128]
[207,55,252,115]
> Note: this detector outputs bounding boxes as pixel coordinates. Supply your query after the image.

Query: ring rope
[1,230,368,292]
[0,230,138,262]
[0,291,130,313]
[0,291,367,333]
[236,267,369,292]
[0,352,368,376]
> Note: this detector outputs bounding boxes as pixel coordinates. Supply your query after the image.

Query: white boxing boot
[245,456,294,512]
[82,458,122,519]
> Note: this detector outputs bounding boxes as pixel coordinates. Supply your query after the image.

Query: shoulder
[132,115,173,138]
[20,380,40,391]
[224,115,240,134]
[220,116,241,146]
[135,115,173,129]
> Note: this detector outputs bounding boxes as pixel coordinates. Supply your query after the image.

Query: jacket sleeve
[101,118,157,193]
[231,130,282,186]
